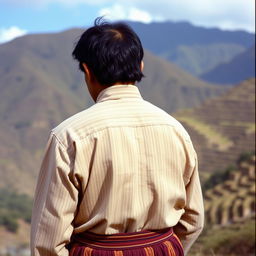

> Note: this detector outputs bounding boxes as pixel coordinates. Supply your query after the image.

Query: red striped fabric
[69,228,184,256]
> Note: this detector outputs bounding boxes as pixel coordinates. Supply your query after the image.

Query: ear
[82,63,91,79]
[140,61,144,72]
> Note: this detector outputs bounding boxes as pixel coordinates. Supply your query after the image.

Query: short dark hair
[72,17,144,86]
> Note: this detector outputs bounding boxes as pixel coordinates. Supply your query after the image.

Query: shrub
[0,188,33,233]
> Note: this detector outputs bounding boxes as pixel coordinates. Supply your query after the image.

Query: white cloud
[98,0,254,32]
[0,27,27,43]
[135,0,255,32]
[127,7,154,23]
[99,4,155,23]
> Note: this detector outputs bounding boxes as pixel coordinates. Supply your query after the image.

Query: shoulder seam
[51,132,68,149]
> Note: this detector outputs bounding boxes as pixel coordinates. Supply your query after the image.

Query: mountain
[0,29,226,195]
[200,45,255,84]
[174,78,255,180]
[128,21,254,76]
[140,50,225,112]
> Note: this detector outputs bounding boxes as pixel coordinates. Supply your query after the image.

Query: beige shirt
[31,84,204,256]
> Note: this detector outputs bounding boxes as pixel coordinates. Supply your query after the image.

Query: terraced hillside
[204,154,255,226]
[174,78,255,178]
[188,154,256,256]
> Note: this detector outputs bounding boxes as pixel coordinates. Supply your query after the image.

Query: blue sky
[0,0,255,43]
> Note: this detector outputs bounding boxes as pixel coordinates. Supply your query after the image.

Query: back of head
[72,17,144,86]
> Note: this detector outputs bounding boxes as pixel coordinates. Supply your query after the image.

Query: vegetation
[237,151,255,164]
[203,165,236,191]
[203,151,255,191]
[189,219,256,256]
[0,189,33,232]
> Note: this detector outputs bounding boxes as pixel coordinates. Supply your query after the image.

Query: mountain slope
[200,45,255,84]
[0,29,226,195]
[174,78,255,178]
[141,50,225,112]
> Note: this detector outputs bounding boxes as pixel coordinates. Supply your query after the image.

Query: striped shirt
[31,84,204,256]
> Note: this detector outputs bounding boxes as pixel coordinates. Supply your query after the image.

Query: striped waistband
[72,228,176,250]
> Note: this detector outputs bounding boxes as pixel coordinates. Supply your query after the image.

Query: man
[31,18,204,256]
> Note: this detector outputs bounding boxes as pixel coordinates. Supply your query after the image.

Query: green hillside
[162,43,245,76]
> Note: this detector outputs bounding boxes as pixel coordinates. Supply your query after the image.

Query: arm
[174,154,204,255]
[31,132,79,256]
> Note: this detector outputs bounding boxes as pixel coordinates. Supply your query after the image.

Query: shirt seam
[53,122,191,151]
[52,132,69,150]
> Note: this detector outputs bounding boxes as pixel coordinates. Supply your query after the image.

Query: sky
[0,0,255,43]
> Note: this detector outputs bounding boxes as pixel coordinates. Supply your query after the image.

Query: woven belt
[71,228,176,250]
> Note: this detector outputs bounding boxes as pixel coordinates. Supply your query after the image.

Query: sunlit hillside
[174,78,255,181]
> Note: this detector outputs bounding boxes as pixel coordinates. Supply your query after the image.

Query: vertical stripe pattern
[144,247,155,256]
[114,251,123,256]
[31,85,204,256]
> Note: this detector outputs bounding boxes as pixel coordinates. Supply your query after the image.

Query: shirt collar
[96,84,143,103]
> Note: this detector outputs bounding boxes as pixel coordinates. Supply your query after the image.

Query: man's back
[31,85,203,255]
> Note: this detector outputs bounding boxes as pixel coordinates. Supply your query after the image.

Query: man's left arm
[31,132,79,256]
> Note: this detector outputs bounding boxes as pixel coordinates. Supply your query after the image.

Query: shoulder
[143,100,192,142]
[51,103,101,148]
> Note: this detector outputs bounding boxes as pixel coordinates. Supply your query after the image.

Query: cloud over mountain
[0,26,27,43]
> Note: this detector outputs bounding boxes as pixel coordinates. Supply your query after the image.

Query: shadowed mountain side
[201,45,256,84]
[128,21,254,76]
[174,78,255,179]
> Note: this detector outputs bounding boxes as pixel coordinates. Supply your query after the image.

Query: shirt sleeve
[30,132,79,256]
[174,153,204,255]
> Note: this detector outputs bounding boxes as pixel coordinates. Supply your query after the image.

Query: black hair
[72,17,144,86]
